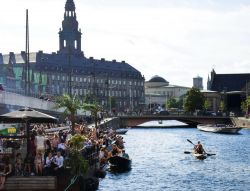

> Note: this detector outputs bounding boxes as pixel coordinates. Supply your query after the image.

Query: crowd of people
[0,120,129,190]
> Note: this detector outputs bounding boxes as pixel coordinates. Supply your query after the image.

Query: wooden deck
[5,176,57,190]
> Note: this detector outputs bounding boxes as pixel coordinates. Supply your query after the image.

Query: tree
[54,94,82,133]
[166,97,184,109]
[167,98,177,109]
[219,100,226,112]
[84,92,94,104]
[83,102,102,128]
[184,88,205,112]
[204,100,209,111]
[66,134,89,175]
[64,134,89,189]
[241,101,247,114]
[241,96,250,116]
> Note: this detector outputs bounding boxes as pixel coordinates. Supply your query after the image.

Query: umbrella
[0,107,58,123]
[0,107,58,153]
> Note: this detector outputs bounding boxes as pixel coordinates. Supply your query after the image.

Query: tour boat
[197,124,242,134]
[108,155,132,172]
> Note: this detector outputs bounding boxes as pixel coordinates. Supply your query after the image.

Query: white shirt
[54,155,64,168]
[44,157,53,167]
[35,135,45,150]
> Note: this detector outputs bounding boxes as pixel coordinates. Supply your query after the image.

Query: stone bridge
[119,115,233,128]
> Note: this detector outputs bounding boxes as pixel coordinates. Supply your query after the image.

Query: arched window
[69,11,71,17]
[64,40,66,47]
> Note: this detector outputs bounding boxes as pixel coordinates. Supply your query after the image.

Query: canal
[98,125,250,191]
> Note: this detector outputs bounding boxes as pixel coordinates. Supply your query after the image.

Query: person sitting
[122,149,129,159]
[52,151,64,176]
[99,147,109,167]
[15,153,23,176]
[44,152,54,176]
[23,153,34,176]
[110,144,121,157]
[0,156,12,190]
[194,141,205,154]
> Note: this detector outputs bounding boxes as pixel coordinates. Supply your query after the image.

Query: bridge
[0,91,62,116]
[119,115,233,128]
[0,91,233,127]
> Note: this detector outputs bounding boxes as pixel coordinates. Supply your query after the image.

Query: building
[0,0,145,112]
[193,76,203,90]
[201,90,220,112]
[145,75,191,110]
[207,69,250,114]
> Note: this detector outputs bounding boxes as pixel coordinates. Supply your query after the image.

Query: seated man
[52,151,64,176]
[194,141,205,154]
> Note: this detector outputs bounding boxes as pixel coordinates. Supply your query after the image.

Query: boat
[108,155,132,171]
[193,152,207,160]
[197,124,242,134]
[115,128,129,134]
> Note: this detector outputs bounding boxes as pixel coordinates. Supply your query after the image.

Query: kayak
[193,153,207,160]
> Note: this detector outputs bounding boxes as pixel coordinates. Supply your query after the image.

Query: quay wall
[232,117,250,128]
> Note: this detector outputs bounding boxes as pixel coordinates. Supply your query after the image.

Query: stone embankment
[232,117,250,128]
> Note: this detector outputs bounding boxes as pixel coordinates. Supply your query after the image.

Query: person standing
[35,129,46,159]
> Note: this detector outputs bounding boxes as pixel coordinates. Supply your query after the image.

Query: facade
[145,75,191,109]
[0,0,145,112]
[193,76,203,90]
[201,90,220,112]
[207,69,250,114]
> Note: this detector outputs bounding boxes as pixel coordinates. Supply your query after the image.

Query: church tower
[58,0,83,55]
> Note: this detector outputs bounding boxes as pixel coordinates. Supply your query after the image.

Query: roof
[148,75,168,83]
[0,52,143,79]
[210,73,250,92]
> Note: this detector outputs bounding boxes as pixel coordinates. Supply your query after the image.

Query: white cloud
[1,0,250,89]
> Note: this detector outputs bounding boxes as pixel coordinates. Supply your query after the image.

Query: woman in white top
[35,129,45,158]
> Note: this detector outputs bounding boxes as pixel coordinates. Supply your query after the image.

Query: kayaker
[194,141,205,154]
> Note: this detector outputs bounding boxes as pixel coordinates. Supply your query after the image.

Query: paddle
[187,139,195,146]
[186,139,216,156]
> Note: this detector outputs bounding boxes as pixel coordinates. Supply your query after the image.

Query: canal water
[98,125,250,191]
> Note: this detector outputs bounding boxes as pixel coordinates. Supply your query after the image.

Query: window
[64,40,66,47]
[75,40,77,49]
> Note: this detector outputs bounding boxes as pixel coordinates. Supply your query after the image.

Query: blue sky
[1,0,250,88]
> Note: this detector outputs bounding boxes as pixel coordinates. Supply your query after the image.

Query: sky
[1,0,250,89]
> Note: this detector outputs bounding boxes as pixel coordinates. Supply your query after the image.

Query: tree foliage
[54,94,82,133]
[204,100,209,111]
[65,134,89,176]
[167,98,183,109]
[241,96,250,115]
[219,100,226,112]
[83,102,102,128]
[184,88,205,112]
